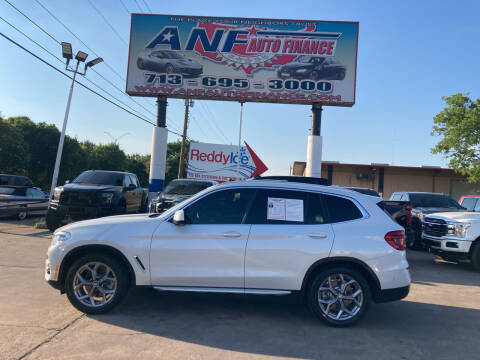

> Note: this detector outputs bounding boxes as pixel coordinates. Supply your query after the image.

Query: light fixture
[61,42,72,60]
[86,57,103,68]
[75,51,88,62]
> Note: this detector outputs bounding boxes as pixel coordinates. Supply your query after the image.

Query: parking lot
[1,218,479,360]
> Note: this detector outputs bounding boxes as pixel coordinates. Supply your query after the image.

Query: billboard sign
[187,141,268,182]
[126,14,359,106]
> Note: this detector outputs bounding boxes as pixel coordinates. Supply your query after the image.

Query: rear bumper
[374,285,410,303]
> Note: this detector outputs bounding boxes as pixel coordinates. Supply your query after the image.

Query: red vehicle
[458,195,480,211]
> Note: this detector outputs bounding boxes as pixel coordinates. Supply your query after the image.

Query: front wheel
[18,209,27,220]
[65,254,129,314]
[307,267,370,326]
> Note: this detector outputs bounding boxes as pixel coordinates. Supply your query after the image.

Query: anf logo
[146,27,181,50]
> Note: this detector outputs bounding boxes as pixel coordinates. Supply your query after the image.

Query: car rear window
[323,194,363,222]
[409,194,462,209]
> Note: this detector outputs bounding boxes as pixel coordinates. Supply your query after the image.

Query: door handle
[308,233,328,239]
[223,231,242,238]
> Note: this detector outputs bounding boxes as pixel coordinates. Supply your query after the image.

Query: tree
[125,154,149,187]
[431,93,480,182]
[164,140,191,185]
[0,119,28,174]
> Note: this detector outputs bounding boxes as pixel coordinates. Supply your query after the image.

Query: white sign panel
[267,197,304,222]
[187,141,267,182]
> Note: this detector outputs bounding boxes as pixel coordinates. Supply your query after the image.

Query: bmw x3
[46,180,410,326]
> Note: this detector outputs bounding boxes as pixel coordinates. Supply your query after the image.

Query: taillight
[405,205,412,224]
[385,230,406,250]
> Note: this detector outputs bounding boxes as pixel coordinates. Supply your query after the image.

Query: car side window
[128,175,137,188]
[245,189,308,225]
[461,198,477,211]
[306,193,327,224]
[474,199,480,212]
[323,194,363,223]
[400,193,408,201]
[133,176,140,188]
[184,189,255,225]
[124,175,132,187]
[390,193,400,200]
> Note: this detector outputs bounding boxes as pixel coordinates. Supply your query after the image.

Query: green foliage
[431,93,480,182]
[0,119,28,174]
[164,140,190,185]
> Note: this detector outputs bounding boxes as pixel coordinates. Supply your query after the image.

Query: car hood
[62,183,119,192]
[160,194,191,202]
[415,207,465,214]
[425,211,480,222]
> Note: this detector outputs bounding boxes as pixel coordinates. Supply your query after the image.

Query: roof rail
[252,175,329,186]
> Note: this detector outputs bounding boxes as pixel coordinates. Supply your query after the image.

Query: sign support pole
[148,96,168,200]
[236,102,244,179]
[178,99,190,179]
[305,103,323,178]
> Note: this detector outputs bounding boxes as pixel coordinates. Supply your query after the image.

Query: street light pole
[48,60,79,205]
[47,42,103,205]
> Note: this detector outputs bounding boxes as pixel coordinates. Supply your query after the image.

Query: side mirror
[125,184,136,191]
[172,210,185,225]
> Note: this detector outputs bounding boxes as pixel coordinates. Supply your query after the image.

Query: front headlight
[417,212,423,220]
[100,192,114,204]
[53,188,63,200]
[447,222,470,238]
[296,69,308,73]
[52,231,71,246]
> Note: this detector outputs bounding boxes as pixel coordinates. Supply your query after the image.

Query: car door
[150,188,256,288]
[128,175,142,211]
[123,175,135,213]
[25,188,48,214]
[244,189,334,290]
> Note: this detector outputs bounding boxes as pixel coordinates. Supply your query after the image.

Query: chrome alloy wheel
[317,273,363,321]
[73,262,117,308]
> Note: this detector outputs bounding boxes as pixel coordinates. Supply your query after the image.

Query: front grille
[423,217,447,237]
[60,191,98,206]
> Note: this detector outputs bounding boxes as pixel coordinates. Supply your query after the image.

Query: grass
[34,220,47,229]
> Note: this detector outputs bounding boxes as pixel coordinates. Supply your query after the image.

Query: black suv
[277,56,346,80]
[46,170,148,231]
[389,192,465,249]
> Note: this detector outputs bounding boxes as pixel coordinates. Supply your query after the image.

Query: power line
[4,0,178,130]
[0,16,156,126]
[86,0,128,46]
[200,101,233,143]
[118,0,130,15]
[141,0,152,13]
[0,31,185,137]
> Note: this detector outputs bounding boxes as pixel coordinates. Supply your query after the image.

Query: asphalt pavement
[1,218,479,360]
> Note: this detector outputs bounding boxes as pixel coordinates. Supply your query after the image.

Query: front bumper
[50,202,117,221]
[422,234,472,253]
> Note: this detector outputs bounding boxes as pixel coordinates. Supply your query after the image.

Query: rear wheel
[307,266,370,326]
[17,210,27,220]
[165,64,174,73]
[337,69,346,80]
[137,58,144,69]
[65,254,129,314]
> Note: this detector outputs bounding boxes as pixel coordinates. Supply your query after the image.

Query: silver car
[137,50,203,77]
[0,186,48,220]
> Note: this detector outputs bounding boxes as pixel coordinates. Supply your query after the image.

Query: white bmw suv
[45,180,410,326]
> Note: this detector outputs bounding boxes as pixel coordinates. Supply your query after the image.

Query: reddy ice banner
[126,14,359,106]
[187,142,268,182]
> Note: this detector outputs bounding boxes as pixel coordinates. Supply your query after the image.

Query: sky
[1,0,479,176]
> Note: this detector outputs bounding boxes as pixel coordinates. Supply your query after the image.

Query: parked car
[137,50,203,77]
[422,212,480,271]
[0,186,48,220]
[46,180,410,326]
[277,56,346,80]
[458,195,480,212]
[46,170,148,231]
[389,192,465,249]
[0,174,32,186]
[149,179,217,213]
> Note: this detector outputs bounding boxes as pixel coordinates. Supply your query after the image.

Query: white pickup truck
[422,212,480,271]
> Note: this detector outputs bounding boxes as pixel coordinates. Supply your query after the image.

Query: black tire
[46,208,60,232]
[65,253,129,314]
[165,64,174,73]
[471,242,480,271]
[18,209,27,220]
[311,70,319,80]
[337,69,346,80]
[307,266,370,327]
[137,58,144,69]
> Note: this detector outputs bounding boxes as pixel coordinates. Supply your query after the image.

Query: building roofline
[292,161,454,172]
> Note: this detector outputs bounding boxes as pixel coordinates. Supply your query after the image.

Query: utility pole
[178,99,192,178]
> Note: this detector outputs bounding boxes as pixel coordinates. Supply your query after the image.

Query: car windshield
[297,56,313,63]
[163,180,213,195]
[164,51,183,59]
[73,171,124,186]
[409,194,463,209]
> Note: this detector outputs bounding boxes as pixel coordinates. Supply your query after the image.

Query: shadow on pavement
[89,288,480,359]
